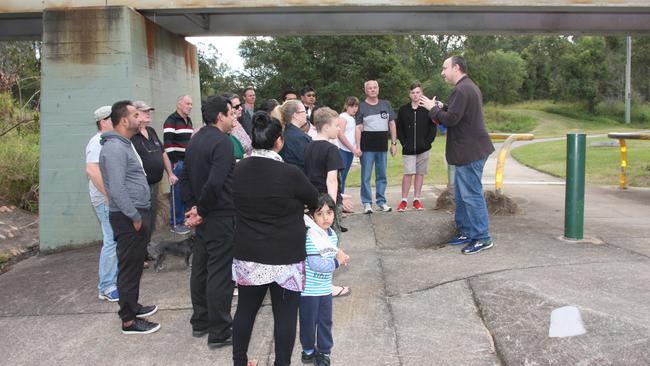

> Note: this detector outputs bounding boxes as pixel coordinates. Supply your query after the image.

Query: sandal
[332,285,351,298]
[247,360,257,366]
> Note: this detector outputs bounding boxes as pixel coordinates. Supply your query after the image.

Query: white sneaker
[378,203,392,212]
[363,203,373,214]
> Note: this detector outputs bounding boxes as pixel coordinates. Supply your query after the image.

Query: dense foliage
[199,35,650,117]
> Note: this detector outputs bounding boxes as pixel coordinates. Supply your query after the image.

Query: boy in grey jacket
[99,100,160,335]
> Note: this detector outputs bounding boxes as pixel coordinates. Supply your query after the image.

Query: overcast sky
[186,36,246,72]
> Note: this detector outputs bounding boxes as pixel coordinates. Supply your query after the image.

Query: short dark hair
[309,193,336,217]
[282,90,297,101]
[243,86,255,96]
[300,86,315,96]
[251,111,283,150]
[450,56,468,74]
[202,95,230,126]
[257,99,279,113]
[409,82,422,91]
[221,92,239,102]
[110,100,133,128]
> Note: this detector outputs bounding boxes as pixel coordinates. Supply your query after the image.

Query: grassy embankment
[346,100,650,188]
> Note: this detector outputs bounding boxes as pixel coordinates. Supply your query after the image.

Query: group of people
[85,55,495,366]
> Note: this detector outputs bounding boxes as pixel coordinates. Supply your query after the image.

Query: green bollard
[564,133,586,240]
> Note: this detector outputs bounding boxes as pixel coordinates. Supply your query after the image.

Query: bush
[0,92,39,212]
[484,107,537,133]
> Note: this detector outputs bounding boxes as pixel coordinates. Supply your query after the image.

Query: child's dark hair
[309,193,336,216]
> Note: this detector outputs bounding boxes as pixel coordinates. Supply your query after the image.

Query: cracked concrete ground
[1,153,649,365]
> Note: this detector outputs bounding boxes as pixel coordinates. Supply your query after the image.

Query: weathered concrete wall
[39,6,200,252]
[3,0,650,13]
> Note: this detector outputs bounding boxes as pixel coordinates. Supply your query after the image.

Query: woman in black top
[231,112,318,366]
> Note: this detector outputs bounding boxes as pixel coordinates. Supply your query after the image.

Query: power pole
[625,36,631,124]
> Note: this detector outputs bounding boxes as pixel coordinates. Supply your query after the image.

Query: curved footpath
[0,138,648,365]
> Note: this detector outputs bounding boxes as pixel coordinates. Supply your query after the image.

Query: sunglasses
[232,104,242,110]
[305,93,316,97]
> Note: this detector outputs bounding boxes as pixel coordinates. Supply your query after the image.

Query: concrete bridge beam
[39,6,201,251]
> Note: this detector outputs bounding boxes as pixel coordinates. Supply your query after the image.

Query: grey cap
[94,106,112,121]
[133,100,155,112]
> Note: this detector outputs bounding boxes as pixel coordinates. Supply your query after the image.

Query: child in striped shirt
[300,194,350,366]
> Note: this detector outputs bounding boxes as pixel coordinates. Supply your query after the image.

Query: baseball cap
[94,106,112,121]
[133,100,155,112]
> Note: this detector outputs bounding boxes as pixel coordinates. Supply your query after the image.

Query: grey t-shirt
[355,99,396,152]
[85,133,106,207]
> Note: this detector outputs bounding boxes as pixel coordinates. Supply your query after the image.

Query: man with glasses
[300,86,319,127]
[131,101,178,234]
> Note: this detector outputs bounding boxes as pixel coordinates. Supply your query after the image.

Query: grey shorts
[403,150,430,175]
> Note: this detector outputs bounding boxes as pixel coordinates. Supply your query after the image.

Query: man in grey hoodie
[100,100,160,335]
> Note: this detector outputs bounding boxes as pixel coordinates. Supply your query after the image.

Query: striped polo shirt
[163,111,193,163]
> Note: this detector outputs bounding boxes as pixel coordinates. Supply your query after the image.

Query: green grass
[484,106,537,133]
[345,136,449,188]
[511,136,650,187]
[508,100,650,138]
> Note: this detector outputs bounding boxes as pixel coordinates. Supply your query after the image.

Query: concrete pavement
[1,147,649,365]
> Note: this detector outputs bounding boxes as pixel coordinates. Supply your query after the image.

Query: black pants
[233,282,301,366]
[190,215,235,341]
[110,209,151,322]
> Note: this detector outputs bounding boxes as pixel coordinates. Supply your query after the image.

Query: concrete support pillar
[40,6,200,251]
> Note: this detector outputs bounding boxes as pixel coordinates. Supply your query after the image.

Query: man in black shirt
[180,95,237,349]
[131,101,177,233]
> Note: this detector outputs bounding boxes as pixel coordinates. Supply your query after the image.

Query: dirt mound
[435,187,519,216]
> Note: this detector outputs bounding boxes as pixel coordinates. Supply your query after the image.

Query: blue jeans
[453,158,491,241]
[94,202,118,295]
[170,160,186,226]
[299,295,333,354]
[360,151,387,205]
[338,149,354,194]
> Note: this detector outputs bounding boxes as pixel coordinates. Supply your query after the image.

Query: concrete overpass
[1,1,650,251]
[3,1,650,40]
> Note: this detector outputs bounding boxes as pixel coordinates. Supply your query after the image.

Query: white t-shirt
[337,112,357,152]
[85,132,106,207]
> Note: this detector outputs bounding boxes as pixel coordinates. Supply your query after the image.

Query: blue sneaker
[99,289,120,302]
[448,234,472,246]
[462,239,494,255]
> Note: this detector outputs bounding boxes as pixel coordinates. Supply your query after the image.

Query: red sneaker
[412,200,424,211]
[397,200,408,212]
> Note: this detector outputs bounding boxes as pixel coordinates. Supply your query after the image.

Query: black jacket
[232,157,318,265]
[396,104,437,155]
[179,125,235,218]
[430,76,494,165]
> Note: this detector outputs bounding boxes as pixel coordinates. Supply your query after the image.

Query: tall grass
[484,106,537,133]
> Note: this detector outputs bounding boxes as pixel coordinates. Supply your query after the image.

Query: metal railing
[489,133,535,194]
[607,132,650,189]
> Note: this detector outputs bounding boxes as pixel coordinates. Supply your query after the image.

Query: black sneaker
[315,352,331,366]
[301,350,315,363]
[462,239,494,255]
[136,305,158,318]
[121,318,161,334]
[207,335,232,349]
[192,329,209,338]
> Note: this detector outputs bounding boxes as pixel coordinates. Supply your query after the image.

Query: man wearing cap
[86,106,120,302]
[131,101,178,234]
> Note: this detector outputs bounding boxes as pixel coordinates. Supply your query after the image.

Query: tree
[471,50,527,104]
[238,36,414,109]
[197,44,241,98]
[550,36,609,112]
